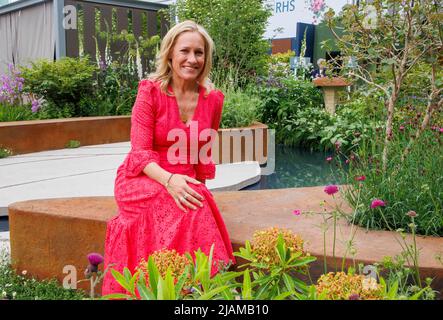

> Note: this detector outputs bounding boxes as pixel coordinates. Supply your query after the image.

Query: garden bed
[0,117,268,164]
[8,186,443,296]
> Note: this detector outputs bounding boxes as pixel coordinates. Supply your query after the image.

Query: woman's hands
[166,174,205,213]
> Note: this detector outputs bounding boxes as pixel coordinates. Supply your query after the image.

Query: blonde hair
[149,20,214,94]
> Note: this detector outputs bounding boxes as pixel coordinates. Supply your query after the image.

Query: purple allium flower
[370,199,386,209]
[87,253,104,266]
[324,185,339,195]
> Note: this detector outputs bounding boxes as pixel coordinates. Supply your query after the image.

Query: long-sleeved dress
[101,79,236,295]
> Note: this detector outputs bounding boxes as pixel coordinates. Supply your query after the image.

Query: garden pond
[242,144,344,190]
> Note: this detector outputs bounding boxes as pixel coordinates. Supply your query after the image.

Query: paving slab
[0,142,261,216]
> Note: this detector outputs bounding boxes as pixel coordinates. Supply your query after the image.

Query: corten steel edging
[0,118,268,165]
[0,116,132,155]
[8,190,443,297]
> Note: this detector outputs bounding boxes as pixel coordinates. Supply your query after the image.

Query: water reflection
[241,145,343,190]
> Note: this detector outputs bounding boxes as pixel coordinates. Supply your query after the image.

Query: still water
[241,144,344,190]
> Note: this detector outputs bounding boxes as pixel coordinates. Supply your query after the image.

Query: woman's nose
[187,53,197,64]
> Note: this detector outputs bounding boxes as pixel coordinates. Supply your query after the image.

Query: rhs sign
[264,0,350,39]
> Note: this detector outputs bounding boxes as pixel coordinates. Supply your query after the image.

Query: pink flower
[406,210,417,218]
[87,253,104,266]
[292,209,301,216]
[324,185,339,195]
[326,156,333,162]
[345,159,350,164]
[355,175,366,181]
[399,125,405,131]
[370,199,386,209]
[440,128,443,133]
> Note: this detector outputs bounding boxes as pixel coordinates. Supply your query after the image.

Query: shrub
[20,57,97,117]
[255,77,324,128]
[219,88,260,128]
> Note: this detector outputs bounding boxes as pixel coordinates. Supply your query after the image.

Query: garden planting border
[8,187,443,296]
[0,117,268,165]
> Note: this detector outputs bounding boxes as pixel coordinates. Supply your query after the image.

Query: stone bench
[8,186,443,296]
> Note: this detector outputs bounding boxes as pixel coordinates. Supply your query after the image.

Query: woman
[102,20,236,295]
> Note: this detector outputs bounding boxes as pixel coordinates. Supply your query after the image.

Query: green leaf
[147,256,160,296]
[110,269,129,291]
[282,273,294,292]
[101,293,131,300]
[175,265,190,298]
[275,234,287,264]
[242,270,252,300]
[163,268,176,300]
[289,256,317,267]
[272,291,293,300]
[137,281,155,300]
[197,286,230,300]
[387,280,399,299]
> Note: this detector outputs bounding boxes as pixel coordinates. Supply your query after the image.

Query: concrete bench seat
[8,186,443,296]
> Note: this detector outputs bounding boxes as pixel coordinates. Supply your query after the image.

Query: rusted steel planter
[0,117,268,165]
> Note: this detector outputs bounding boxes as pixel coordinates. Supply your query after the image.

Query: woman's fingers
[174,196,188,213]
[185,186,204,202]
[180,195,197,210]
[184,176,201,185]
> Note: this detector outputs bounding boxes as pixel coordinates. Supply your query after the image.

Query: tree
[324,0,442,171]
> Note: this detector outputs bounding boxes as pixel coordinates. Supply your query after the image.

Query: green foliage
[340,126,443,236]
[92,61,139,116]
[0,147,12,158]
[65,140,81,149]
[325,0,442,169]
[233,234,318,300]
[256,77,324,128]
[220,88,260,129]
[0,254,86,300]
[103,245,241,300]
[0,103,36,122]
[373,257,436,300]
[266,51,295,79]
[20,57,97,117]
[174,0,272,86]
[254,77,375,152]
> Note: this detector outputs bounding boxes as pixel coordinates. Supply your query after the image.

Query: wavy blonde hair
[149,20,214,94]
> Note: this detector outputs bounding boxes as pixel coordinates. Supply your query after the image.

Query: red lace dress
[101,79,236,295]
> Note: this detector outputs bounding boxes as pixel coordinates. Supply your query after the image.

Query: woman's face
[169,31,205,83]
